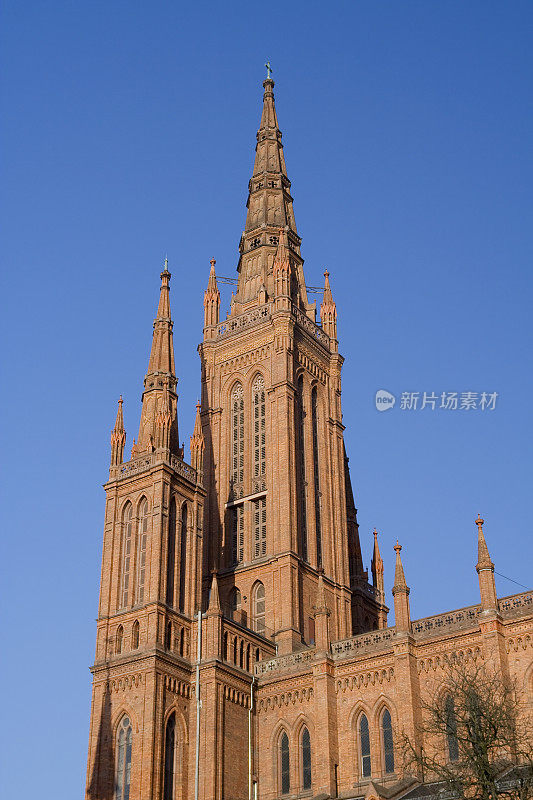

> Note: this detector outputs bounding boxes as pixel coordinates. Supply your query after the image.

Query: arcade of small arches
[108,689,461,798]
[113,618,191,659]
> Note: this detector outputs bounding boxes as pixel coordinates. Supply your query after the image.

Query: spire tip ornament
[265,61,273,80]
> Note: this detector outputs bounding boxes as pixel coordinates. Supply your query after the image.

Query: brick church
[85,76,533,800]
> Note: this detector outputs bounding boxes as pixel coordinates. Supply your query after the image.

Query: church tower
[199,76,385,652]
[86,75,389,800]
[86,263,206,800]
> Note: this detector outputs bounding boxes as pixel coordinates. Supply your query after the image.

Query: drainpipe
[195,608,202,800]
[248,674,255,800]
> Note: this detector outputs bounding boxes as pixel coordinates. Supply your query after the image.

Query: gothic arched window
[163,713,176,800]
[178,504,188,612]
[165,621,172,651]
[231,383,244,486]
[115,715,132,800]
[166,498,177,607]
[120,503,133,608]
[280,731,290,795]
[115,625,124,655]
[229,587,241,622]
[301,726,312,790]
[252,582,265,636]
[359,714,371,778]
[311,388,322,566]
[445,695,459,762]
[296,375,308,561]
[135,498,148,605]
[132,620,139,650]
[381,708,394,774]
[252,374,266,479]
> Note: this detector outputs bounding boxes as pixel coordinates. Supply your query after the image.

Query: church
[85,75,533,800]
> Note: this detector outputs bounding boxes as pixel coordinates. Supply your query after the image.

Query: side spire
[204,258,220,330]
[134,260,179,456]
[392,541,411,631]
[190,402,205,478]
[208,570,221,613]
[110,396,126,466]
[475,514,497,612]
[371,529,384,600]
[320,270,338,344]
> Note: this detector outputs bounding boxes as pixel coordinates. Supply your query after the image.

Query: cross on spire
[265,61,273,79]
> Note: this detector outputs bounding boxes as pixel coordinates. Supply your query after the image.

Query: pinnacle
[322,269,335,308]
[113,395,125,432]
[371,529,383,572]
[475,513,493,571]
[392,540,409,593]
[208,570,221,613]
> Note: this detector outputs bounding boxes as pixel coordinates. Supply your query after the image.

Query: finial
[324,269,330,279]
[373,528,378,539]
[210,258,216,268]
[475,513,484,529]
[161,256,171,280]
[265,61,273,79]
[118,395,123,405]
[394,539,402,555]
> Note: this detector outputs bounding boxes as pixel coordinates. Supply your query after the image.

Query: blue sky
[1,1,532,796]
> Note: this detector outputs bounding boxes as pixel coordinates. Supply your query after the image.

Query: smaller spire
[371,529,384,598]
[392,540,409,593]
[475,514,498,612]
[204,258,221,330]
[190,402,205,477]
[110,396,126,466]
[208,570,221,613]
[475,514,493,570]
[320,269,337,342]
[392,541,411,631]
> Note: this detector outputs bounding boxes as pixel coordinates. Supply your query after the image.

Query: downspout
[195,608,202,800]
[248,673,255,800]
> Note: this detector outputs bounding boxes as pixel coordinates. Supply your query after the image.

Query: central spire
[234,76,312,316]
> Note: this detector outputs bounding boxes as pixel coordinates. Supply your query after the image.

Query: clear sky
[1,1,532,797]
